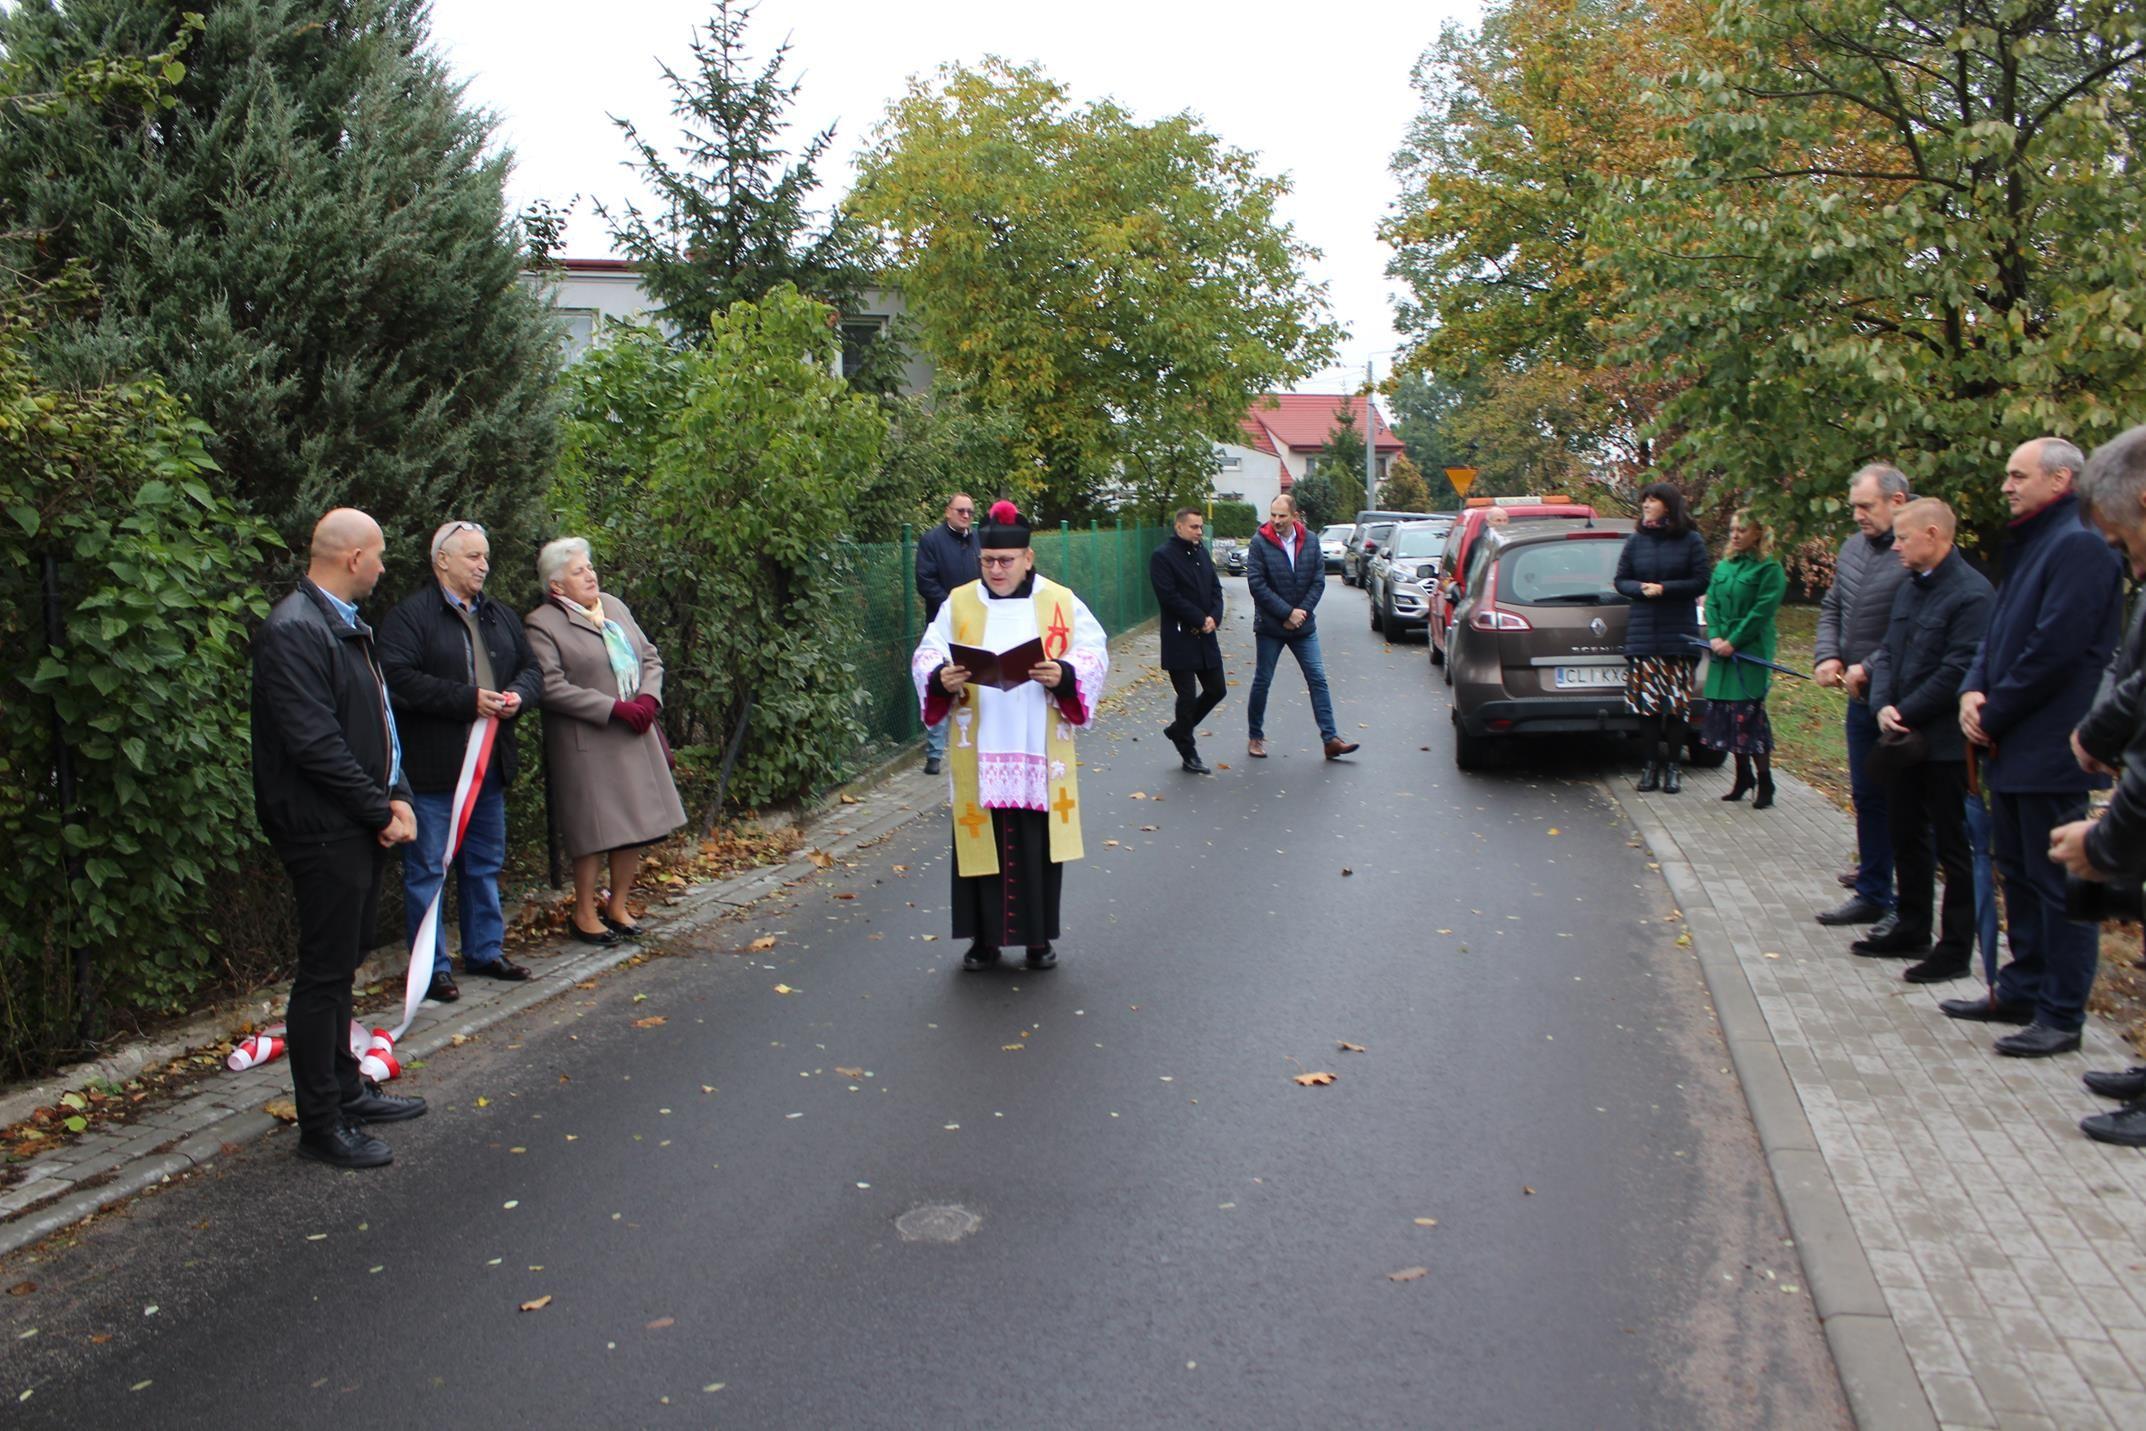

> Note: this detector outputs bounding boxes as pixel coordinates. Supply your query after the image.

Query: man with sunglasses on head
[378,519,545,1004]
[914,493,982,775]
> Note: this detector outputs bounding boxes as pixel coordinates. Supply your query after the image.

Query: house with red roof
[1215,393,1406,514]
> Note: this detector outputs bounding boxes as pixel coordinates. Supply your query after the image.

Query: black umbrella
[1678,634,1816,680]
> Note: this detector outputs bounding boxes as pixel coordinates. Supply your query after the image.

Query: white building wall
[1212,443,1283,514]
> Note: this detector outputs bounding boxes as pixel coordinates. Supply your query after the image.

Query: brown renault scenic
[1445,520,1722,770]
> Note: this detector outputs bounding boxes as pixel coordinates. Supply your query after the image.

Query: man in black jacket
[2054,424,2146,1143]
[251,508,426,1170]
[379,520,546,1004]
[914,493,980,775]
[1860,499,1995,979]
[1149,507,1226,774]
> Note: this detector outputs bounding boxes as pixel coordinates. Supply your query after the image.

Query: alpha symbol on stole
[958,804,988,838]
[1044,605,1071,658]
[1052,788,1077,824]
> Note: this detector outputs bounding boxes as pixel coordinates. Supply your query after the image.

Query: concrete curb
[1607,777,1939,1431]
[1,618,1159,1262]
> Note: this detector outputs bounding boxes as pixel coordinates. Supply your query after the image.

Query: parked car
[1344,520,1399,586]
[1343,509,1433,585]
[1318,524,1353,572]
[1428,500,1601,667]
[1367,520,1450,638]
[1444,520,1721,770]
[1222,540,1248,576]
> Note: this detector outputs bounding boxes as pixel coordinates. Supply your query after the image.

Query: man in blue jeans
[379,521,546,1002]
[1245,494,1358,761]
[1813,464,1912,929]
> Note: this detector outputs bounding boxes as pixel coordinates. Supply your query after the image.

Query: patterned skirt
[1624,655,1697,720]
[1700,698,1774,755]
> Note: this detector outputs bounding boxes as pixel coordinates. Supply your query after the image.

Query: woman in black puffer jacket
[1614,481,1712,793]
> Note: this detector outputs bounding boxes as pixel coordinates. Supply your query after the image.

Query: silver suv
[1367,520,1450,638]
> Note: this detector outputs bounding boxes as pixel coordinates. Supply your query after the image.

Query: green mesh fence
[844,521,1170,755]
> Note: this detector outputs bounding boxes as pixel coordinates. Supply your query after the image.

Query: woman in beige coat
[525,537,686,944]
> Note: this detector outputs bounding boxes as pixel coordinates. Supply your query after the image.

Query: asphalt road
[0,573,1847,1429]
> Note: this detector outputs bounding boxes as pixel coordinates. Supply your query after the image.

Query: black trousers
[1164,665,1226,745]
[278,834,388,1136]
[950,808,1062,949]
[1886,760,1973,957]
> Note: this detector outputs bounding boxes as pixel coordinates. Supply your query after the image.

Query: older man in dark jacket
[2053,425,2146,1141]
[1944,440,2124,1055]
[1245,494,1356,760]
[251,508,425,1170]
[379,520,547,1003]
[914,494,981,774]
[1150,507,1226,774]
[1860,499,1995,982]
[1813,464,1913,926]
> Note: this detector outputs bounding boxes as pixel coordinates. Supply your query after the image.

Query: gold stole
[946,577,1085,877]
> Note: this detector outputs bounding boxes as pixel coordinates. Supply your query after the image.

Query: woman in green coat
[1701,510,1789,808]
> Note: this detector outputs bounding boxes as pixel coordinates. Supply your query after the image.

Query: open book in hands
[948,637,1050,692]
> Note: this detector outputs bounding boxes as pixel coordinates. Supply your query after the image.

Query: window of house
[555,308,599,362]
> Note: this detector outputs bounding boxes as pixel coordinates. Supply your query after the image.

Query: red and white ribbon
[225,1033,285,1071]
[390,715,499,1040]
[355,1024,399,1082]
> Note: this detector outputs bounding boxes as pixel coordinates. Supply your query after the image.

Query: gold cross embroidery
[958,803,988,839]
[1052,788,1076,824]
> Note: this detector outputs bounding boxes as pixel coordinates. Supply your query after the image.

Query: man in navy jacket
[1946,439,2124,1055]
[1245,493,1357,760]
[913,494,981,774]
[1149,507,1226,774]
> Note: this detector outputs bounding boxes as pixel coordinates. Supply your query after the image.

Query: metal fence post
[1113,517,1125,627]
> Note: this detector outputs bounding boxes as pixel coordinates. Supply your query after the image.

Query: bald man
[251,508,426,1169]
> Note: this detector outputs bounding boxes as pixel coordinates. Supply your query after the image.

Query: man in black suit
[1149,507,1226,774]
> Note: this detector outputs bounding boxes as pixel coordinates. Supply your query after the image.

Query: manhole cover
[896,1203,981,1243]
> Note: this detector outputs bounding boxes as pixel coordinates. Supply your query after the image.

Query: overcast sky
[425,0,1483,394]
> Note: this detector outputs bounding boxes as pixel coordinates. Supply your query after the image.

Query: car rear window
[1501,539,1628,605]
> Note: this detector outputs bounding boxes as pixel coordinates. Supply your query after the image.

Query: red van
[1428,499,1600,666]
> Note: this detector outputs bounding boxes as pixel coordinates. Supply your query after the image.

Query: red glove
[611,700,654,734]
[630,693,661,720]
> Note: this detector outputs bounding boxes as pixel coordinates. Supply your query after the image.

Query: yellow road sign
[1444,466,1479,497]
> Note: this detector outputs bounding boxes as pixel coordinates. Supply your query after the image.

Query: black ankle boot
[1752,769,1775,810]
[1636,761,1662,793]
[1722,757,1753,801]
[1662,761,1682,794]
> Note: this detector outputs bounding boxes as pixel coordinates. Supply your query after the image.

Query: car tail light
[1468,561,1532,631]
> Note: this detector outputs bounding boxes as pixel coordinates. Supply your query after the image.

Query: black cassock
[949,808,1063,949]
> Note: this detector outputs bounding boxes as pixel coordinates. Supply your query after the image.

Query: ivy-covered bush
[552,285,890,816]
[0,309,276,1074]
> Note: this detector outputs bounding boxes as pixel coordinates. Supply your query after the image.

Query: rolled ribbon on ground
[225,1033,285,1072]
[391,714,499,1040]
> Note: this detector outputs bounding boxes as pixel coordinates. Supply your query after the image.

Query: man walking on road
[1858,499,1994,982]
[1947,439,2124,1055]
[378,520,546,1004]
[1150,507,1225,774]
[1245,494,1357,761]
[250,509,428,1169]
[914,493,980,775]
[1813,464,1913,929]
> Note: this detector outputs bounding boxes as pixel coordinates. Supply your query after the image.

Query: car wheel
[1429,630,1445,665]
[1452,713,1491,771]
[1685,733,1729,768]
[1369,591,1383,632]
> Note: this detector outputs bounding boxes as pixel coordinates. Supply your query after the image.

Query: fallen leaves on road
[1139,824,1158,832]
[6,1282,33,1296]
[747,936,778,951]
[772,984,795,995]
[1387,1267,1428,1282]
[808,850,835,869]
[631,1016,667,1029]
[1130,791,1148,800]
[834,1067,865,1080]
[1414,1218,1438,1227]
[1523,1186,1536,1195]
[1675,932,1693,948]
[1341,867,1353,877]
[519,1295,552,1313]
[1337,1041,1367,1053]
[1292,1071,1337,1087]
[645,1316,675,1330]
[264,1098,298,1123]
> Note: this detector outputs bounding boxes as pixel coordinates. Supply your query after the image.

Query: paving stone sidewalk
[1618,762,2146,1431]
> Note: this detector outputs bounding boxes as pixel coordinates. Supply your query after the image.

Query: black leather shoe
[425,972,461,1003]
[1902,954,1969,984]
[343,1083,427,1124]
[569,922,618,946]
[1635,762,1661,793]
[1939,995,2035,1024]
[295,1122,392,1169]
[961,943,1000,972]
[1752,777,1776,810]
[924,757,942,775]
[1995,1023,2082,1058]
[2083,1066,2146,1101]
[1863,912,1903,942]
[1817,898,1886,926]
[1182,753,1212,775]
[2081,1102,2146,1147]
[597,910,643,937]
[1025,944,1058,970]
[466,956,531,981]
[1851,929,1930,956]
[1661,762,1682,794]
